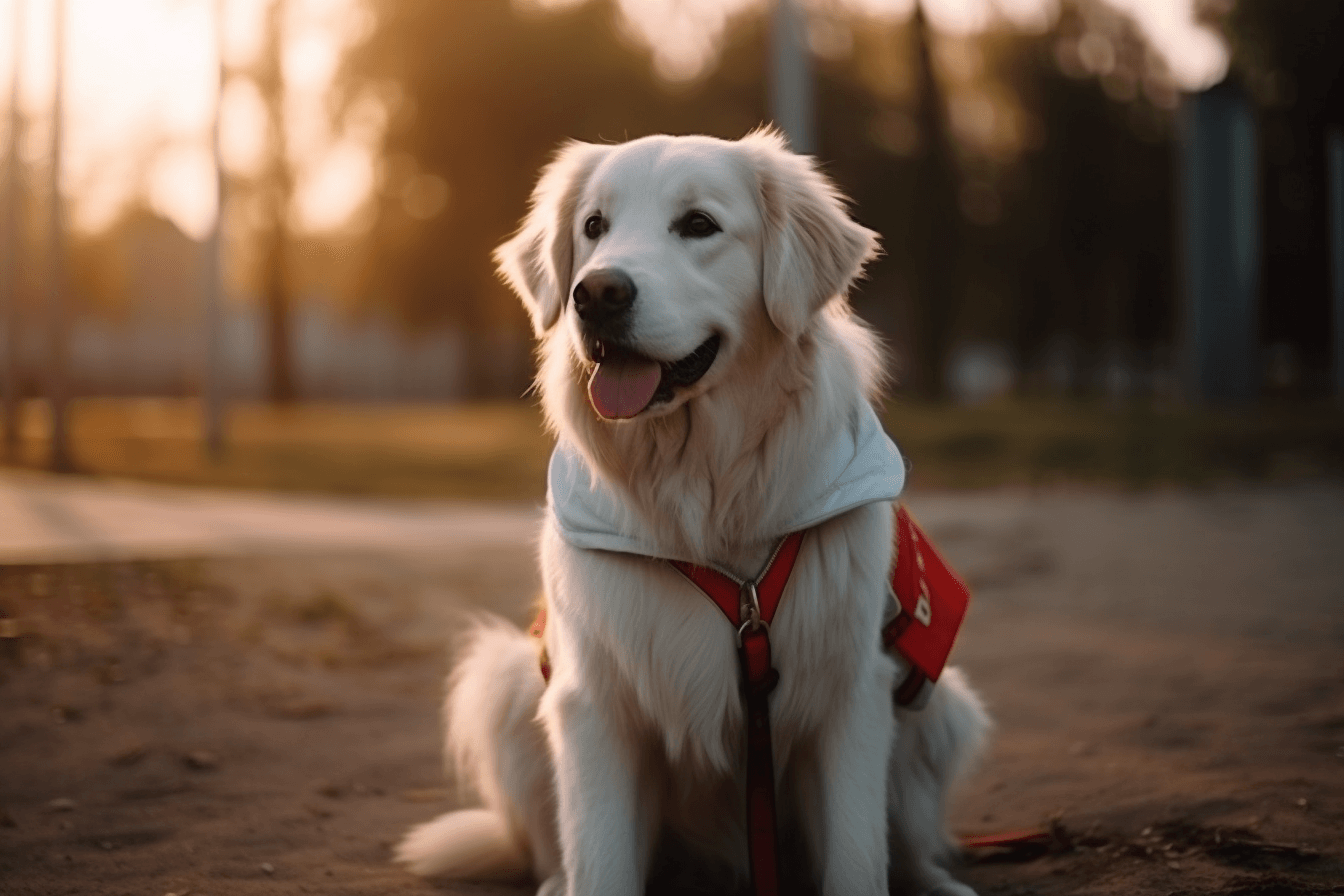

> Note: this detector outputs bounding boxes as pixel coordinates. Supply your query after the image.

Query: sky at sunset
[0,0,372,240]
[0,0,1228,243]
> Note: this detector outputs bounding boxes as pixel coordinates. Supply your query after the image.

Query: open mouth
[586,334,721,420]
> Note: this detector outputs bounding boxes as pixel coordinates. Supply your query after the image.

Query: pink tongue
[588,355,662,420]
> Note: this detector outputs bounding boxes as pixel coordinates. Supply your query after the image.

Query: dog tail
[396,616,557,881]
[395,808,529,879]
[889,665,993,865]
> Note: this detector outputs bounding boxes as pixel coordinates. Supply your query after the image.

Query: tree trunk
[258,0,294,403]
[907,9,962,400]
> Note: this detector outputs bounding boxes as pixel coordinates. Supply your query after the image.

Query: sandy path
[1,479,1341,895]
[0,469,540,564]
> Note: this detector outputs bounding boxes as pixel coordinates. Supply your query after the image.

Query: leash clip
[737,580,767,642]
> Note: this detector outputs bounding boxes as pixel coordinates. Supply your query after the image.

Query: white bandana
[547,403,906,565]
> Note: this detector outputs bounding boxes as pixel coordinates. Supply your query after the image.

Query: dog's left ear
[742,129,881,341]
[495,141,608,337]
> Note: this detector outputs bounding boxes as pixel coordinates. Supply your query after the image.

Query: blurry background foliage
[330,0,1341,401]
[336,0,1186,399]
[1,0,1342,494]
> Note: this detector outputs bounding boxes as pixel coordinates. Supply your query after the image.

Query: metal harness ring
[737,580,766,643]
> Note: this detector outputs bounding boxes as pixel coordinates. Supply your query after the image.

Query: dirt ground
[2,485,1342,896]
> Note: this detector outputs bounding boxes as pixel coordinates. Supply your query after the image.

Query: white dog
[397,130,990,896]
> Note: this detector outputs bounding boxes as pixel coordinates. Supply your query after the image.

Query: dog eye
[583,214,605,240]
[676,211,721,239]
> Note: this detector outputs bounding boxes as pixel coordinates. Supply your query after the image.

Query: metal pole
[47,0,70,471]
[770,0,814,155]
[1328,127,1344,407]
[202,0,226,458]
[2,0,25,460]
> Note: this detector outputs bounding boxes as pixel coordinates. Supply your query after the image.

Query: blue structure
[770,0,814,155]
[1178,81,1261,403]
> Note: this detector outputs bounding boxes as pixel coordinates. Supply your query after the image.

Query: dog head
[495,130,879,421]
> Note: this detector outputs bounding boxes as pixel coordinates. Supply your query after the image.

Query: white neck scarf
[547,403,906,566]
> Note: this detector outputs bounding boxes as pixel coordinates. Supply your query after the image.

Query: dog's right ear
[495,141,608,337]
[742,128,880,341]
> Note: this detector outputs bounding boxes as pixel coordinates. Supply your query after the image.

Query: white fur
[398,130,991,896]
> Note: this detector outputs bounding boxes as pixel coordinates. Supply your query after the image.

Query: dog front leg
[543,683,656,896]
[809,670,894,896]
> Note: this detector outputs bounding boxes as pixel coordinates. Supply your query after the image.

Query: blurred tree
[68,208,202,321]
[257,0,295,403]
[999,4,1178,395]
[1225,0,1344,394]
[817,1,1182,398]
[338,0,766,396]
[336,0,1222,401]
[1,0,25,457]
[47,0,71,472]
[904,7,962,399]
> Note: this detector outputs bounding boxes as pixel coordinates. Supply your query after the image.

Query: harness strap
[669,530,804,896]
[885,505,971,708]
[739,628,780,895]
[670,531,805,628]
[528,506,973,894]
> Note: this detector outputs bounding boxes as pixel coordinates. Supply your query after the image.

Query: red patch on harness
[884,505,970,682]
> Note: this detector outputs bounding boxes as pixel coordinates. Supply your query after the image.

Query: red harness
[533,504,971,896]
[668,529,804,896]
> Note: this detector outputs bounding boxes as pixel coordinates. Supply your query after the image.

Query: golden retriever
[396,130,989,896]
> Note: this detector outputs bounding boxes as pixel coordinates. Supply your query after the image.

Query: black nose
[573,269,636,325]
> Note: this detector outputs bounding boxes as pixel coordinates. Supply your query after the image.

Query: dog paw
[537,873,567,896]
[915,881,977,896]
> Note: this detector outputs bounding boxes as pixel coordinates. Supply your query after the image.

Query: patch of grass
[2,398,555,501]
[286,590,362,626]
[2,396,1342,499]
[886,397,1344,490]
[935,431,1007,463]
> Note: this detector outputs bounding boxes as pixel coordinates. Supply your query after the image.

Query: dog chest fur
[539,499,896,775]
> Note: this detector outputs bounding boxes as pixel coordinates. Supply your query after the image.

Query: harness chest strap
[668,530,805,896]
[660,504,971,708]
[530,505,972,896]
